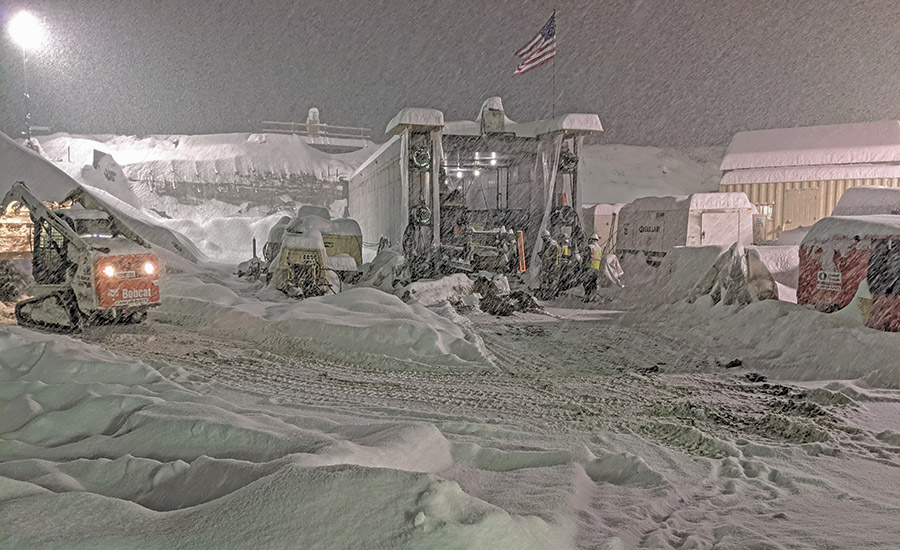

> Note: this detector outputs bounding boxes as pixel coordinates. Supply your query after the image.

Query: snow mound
[669,299,900,387]
[582,451,668,488]
[622,245,728,306]
[752,245,799,303]
[0,132,81,202]
[404,274,475,307]
[153,210,286,264]
[359,248,405,291]
[158,278,491,366]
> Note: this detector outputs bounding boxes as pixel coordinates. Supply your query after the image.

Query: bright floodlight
[8,11,44,51]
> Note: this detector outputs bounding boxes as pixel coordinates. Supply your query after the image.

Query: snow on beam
[443,113,603,138]
[384,108,445,136]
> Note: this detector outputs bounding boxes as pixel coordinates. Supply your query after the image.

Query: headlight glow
[102,265,116,277]
[143,262,156,275]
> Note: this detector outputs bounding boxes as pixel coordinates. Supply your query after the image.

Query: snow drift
[0,328,564,549]
[157,277,491,367]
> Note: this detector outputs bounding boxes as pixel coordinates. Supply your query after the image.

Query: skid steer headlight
[143,262,156,275]
[102,265,116,277]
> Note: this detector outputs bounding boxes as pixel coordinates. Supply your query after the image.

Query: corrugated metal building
[720,121,900,241]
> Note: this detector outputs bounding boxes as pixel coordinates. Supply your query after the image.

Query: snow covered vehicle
[239,208,363,298]
[0,181,161,332]
[798,215,900,314]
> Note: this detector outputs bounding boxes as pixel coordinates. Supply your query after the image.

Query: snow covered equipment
[687,244,779,306]
[236,238,264,280]
[867,237,900,331]
[616,192,754,266]
[349,96,602,282]
[798,215,900,313]
[262,210,363,298]
[0,181,161,332]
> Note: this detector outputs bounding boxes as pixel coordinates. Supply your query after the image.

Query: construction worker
[583,233,603,300]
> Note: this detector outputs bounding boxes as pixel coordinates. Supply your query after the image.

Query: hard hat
[541,229,551,238]
[589,233,600,242]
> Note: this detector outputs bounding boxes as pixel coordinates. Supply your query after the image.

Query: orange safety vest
[589,242,602,270]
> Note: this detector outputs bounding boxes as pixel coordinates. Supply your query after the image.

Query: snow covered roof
[803,214,900,243]
[384,97,602,138]
[720,163,900,185]
[621,192,752,213]
[721,120,900,171]
[832,186,900,216]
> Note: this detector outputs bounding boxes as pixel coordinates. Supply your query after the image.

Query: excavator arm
[1,181,90,253]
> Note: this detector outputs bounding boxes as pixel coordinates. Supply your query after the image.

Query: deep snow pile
[156,276,491,367]
[611,244,900,388]
[38,133,374,264]
[666,298,900,387]
[0,327,563,549]
[39,133,375,187]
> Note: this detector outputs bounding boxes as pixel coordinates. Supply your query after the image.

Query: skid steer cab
[1,181,162,332]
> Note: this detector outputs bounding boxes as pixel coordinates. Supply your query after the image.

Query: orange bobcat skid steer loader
[0,181,161,332]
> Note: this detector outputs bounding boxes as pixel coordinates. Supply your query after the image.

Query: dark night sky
[1,0,899,146]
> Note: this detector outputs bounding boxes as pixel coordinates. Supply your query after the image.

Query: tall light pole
[7,11,44,140]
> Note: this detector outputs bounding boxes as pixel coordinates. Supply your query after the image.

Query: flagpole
[551,8,556,118]
[551,58,556,118]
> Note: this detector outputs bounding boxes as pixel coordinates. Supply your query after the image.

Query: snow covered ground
[4,264,900,548]
[2,134,899,549]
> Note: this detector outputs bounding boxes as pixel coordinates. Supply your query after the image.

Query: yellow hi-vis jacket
[589,242,603,270]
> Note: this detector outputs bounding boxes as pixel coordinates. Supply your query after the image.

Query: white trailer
[616,192,754,264]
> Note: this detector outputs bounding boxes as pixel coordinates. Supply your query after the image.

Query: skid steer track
[15,289,82,333]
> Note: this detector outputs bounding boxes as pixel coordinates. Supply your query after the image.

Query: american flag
[513,12,556,76]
